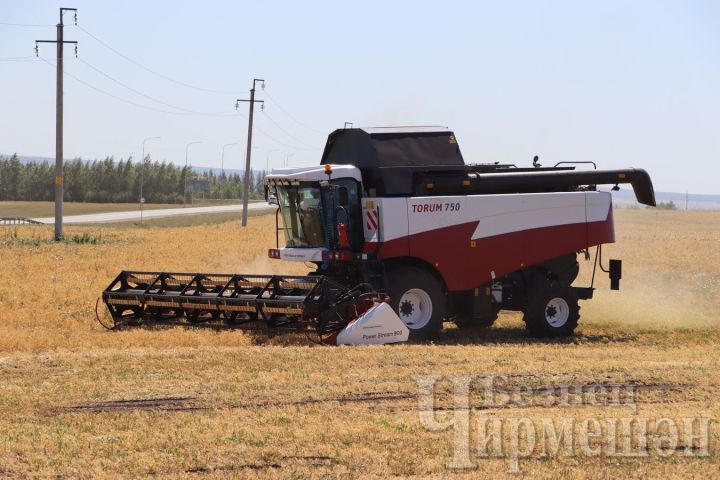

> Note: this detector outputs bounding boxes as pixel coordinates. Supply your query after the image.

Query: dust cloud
[578,274,718,329]
[210,253,313,277]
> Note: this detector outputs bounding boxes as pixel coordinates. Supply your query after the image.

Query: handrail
[553,161,597,170]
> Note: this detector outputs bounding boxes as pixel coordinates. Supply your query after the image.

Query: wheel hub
[545,297,570,327]
[400,300,415,317]
[397,288,433,330]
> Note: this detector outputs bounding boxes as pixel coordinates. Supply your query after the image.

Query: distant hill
[603,187,720,210]
[8,154,56,165]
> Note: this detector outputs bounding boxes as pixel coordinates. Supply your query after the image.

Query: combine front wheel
[386,266,445,341]
[523,282,579,337]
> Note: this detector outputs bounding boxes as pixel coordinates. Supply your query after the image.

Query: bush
[655,201,677,210]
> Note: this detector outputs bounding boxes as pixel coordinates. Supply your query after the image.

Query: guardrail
[0,217,44,225]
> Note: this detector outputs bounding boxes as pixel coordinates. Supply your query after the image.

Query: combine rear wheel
[523,282,579,337]
[386,266,445,341]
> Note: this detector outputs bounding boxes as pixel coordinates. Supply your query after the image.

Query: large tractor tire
[386,266,445,341]
[523,282,579,337]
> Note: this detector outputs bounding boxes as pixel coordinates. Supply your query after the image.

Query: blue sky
[1,0,718,194]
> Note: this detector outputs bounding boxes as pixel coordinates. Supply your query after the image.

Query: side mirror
[338,186,349,207]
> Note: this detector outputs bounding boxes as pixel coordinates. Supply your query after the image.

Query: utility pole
[236,78,264,227]
[184,141,201,207]
[221,143,238,200]
[140,136,160,224]
[35,7,78,241]
[285,152,295,167]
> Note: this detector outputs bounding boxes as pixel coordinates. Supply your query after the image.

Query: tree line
[0,154,267,203]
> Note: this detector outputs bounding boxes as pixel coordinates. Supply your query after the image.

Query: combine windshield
[276,185,326,248]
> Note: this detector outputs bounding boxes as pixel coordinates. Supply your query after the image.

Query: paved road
[32,202,275,224]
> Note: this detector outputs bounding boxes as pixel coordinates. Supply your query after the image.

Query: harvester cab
[101,126,656,344]
[266,164,364,264]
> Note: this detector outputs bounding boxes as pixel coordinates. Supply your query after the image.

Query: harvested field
[0,209,717,478]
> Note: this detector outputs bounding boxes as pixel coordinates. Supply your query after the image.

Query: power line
[75,24,243,95]
[0,56,40,62]
[76,57,234,116]
[261,110,322,150]
[262,87,325,135]
[0,21,54,27]
[39,58,315,152]
[253,122,320,151]
[39,57,239,117]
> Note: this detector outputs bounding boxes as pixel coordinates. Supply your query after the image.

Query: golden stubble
[0,215,310,351]
[0,209,717,478]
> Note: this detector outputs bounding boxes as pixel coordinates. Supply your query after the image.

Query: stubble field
[0,209,718,478]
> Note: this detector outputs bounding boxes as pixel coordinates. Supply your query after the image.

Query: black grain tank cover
[320,127,466,195]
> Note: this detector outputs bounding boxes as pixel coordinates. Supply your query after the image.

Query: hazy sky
[1,1,718,194]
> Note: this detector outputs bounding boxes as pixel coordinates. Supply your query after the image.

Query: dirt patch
[62,391,414,415]
[65,396,199,413]
[183,463,282,473]
[180,455,334,474]
[62,383,689,415]
[235,391,415,409]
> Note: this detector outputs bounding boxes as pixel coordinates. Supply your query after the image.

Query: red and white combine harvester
[101,127,656,344]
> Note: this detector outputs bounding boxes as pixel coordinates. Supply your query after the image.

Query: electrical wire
[0,22,54,27]
[261,110,322,150]
[38,55,317,153]
[0,56,40,62]
[38,57,239,117]
[39,58,311,154]
[76,57,234,116]
[252,123,319,152]
[262,87,325,135]
[75,24,243,95]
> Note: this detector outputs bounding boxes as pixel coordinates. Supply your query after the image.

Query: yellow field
[0,209,717,478]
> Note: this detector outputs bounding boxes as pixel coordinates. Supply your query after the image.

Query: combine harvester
[100,127,655,344]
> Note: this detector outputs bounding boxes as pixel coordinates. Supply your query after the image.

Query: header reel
[97,271,403,344]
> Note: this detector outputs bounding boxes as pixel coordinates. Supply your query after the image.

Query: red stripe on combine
[373,215,614,291]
